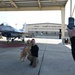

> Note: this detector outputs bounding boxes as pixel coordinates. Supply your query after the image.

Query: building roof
[27,22,67,26]
[0,0,68,11]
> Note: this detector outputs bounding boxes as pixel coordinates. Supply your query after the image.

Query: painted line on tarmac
[38,44,47,75]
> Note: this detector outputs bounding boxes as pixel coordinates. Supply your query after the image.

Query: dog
[20,40,32,62]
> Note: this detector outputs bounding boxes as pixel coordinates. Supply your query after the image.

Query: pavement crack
[38,44,47,75]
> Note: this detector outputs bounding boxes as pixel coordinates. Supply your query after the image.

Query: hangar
[0,0,68,39]
[26,23,68,37]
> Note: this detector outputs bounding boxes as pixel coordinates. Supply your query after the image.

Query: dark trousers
[70,36,75,61]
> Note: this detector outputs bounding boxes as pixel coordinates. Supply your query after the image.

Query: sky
[0,0,75,29]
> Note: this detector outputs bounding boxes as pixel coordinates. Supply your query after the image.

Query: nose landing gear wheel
[22,39,25,42]
[11,39,14,42]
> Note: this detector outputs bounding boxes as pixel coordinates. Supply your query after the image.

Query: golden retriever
[20,40,32,61]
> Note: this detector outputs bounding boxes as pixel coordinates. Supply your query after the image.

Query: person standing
[27,39,39,68]
[67,27,75,61]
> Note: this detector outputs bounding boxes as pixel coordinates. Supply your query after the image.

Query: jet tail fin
[20,23,26,32]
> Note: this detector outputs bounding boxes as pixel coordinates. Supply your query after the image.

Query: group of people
[20,23,75,69]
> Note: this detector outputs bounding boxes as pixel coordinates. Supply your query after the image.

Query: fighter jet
[0,23,28,42]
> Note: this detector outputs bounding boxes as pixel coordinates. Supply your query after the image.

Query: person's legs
[32,57,38,68]
[70,36,75,61]
[71,50,75,61]
[27,55,39,67]
[27,54,32,61]
[27,54,33,65]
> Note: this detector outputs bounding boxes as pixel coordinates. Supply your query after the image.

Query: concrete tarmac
[0,37,75,75]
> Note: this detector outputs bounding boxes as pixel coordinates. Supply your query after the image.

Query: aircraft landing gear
[7,40,9,43]
[6,37,10,43]
[11,39,14,42]
[22,39,25,43]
